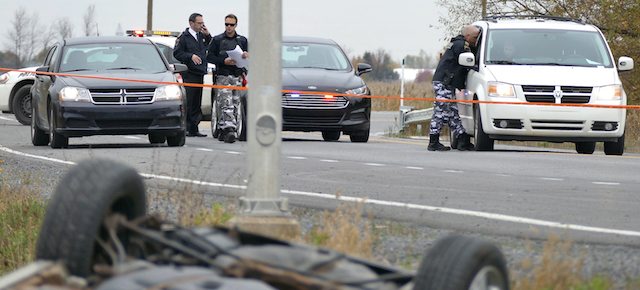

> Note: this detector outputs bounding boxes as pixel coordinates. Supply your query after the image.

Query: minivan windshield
[282,43,351,71]
[59,43,167,73]
[485,29,613,67]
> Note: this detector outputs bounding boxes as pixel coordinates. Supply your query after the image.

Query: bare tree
[5,7,30,67]
[83,5,96,36]
[55,18,74,41]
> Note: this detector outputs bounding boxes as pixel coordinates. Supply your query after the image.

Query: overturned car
[0,159,510,290]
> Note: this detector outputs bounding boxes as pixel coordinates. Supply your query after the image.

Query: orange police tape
[2,67,639,110]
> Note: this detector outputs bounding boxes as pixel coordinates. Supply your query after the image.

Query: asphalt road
[1,111,639,246]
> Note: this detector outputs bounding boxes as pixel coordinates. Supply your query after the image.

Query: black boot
[428,134,451,151]
[457,133,475,151]
[223,129,237,144]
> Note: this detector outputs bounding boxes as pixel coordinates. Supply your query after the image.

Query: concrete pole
[146,0,153,31]
[233,0,300,239]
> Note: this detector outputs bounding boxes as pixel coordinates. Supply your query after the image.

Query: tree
[83,5,96,36]
[404,50,437,69]
[353,49,399,81]
[5,7,30,67]
[55,18,74,41]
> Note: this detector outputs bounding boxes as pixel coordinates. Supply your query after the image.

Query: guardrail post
[231,0,300,240]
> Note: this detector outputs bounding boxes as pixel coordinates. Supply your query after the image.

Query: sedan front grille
[90,88,155,105]
[282,94,348,109]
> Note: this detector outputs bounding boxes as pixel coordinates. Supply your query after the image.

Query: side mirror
[458,52,475,67]
[35,66,49,73]
[172,63,188,73]
[618,56,634,71]
[356,63,372,76]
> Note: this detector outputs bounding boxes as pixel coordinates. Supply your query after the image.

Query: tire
[575,141,595,154]
[35,159,147,277]
[12,84,32,125]
[49,105,68,148]
[31,104,49,146]
[167,131,186,147]
[349,128,369,143]
[449,129,458,150]
[148,133,166,144]
[474,105,494,151]
[322,130,341,141]
[413,235,510,290]
[604,133,624,156]
[211,98,221,139]
[238,99,247,141]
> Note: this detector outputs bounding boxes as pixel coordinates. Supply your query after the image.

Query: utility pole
[147,0,153,31]
[481,0,487,17]
[231,0,300,240]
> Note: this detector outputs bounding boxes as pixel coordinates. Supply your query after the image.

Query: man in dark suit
[173,13,212,137]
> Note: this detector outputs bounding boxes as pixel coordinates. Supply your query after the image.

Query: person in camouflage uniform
[215,75,242,139]
[428,25,480,151]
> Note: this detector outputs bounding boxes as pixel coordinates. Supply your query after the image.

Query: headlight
[154,85,182,101]
[345,85,369,95]
[595,84,622,101]
[59,87,91,102]
[487,82,515,98]
[0,73,9,84]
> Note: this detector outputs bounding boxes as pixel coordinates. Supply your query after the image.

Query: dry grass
[368,81,434,111]
[0,162,46,275]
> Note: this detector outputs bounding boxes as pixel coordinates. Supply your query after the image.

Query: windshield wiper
[61,68,94,72]
[299,66,339,70]
[105,67,143,70]
[524,62,575,66]
[486,60,521,65]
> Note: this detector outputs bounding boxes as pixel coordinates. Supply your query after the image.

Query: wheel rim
[30,106,36,139]
[468,265,507,290]
[22,93,32,119]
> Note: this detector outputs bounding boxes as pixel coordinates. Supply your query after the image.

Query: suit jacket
[173,28,212,76]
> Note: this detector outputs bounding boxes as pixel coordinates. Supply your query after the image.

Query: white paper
[226,45,248,69]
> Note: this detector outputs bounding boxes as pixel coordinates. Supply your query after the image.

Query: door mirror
[458,52,475,67]
[618,56,634,71]
[35,66,49,73]
[172,63,188,73]
[356,63,372,76]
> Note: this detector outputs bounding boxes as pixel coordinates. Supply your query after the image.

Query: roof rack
[482,14,586,25]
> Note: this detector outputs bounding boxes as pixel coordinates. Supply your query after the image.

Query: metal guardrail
[399,106,433,129]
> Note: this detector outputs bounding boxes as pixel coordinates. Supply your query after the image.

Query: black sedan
[30,36,188,148]
[281,36,372,142]
[211,36,372,143]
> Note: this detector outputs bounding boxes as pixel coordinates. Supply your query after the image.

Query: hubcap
[469,265,507,290]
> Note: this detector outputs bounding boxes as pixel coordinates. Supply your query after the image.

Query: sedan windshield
[282,43,351,70]
[485,29,613,67]
[59,43,167,73]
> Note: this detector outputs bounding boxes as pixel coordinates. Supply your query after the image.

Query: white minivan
[457,16,634,155]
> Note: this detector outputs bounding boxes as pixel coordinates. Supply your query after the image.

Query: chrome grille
[281,94,348,109]
[90,88,155,105]
[521,85,592,104]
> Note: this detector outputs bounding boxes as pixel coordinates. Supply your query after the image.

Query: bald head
[463,25,480,47]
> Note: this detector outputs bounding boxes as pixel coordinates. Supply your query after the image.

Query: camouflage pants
[429,81,466,136]
[215,75,242,131]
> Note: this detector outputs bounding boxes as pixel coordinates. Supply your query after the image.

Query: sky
[0,0,450,61]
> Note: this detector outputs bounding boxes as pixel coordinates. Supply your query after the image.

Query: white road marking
[496,174,511,177]
[196,148,213,152]
[225,151,242,155]
[288,156,307,160]
[2,144,639,238]
[444,169,463,173]
[0,116,16,122]
[365,163,385,167]
[540,177,564,181]
[122,136,141,140]
[320,159,339,163]
[592,181,620,186]
[406,166,424,170]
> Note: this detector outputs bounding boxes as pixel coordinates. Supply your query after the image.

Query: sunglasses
[225,23,236,27]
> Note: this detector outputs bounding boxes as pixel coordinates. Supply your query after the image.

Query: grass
[0,162,46,275]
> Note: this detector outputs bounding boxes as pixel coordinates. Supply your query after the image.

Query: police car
[0,66,38,125]
[127,30,214,120]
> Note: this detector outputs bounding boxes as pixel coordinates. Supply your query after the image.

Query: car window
[154,43,179,64]
[59,43,168,72]
[282,43,351,70]
[485,29,613,67]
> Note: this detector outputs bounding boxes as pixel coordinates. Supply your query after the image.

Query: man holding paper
[207,13,249,143]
